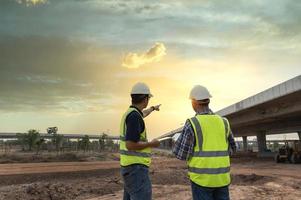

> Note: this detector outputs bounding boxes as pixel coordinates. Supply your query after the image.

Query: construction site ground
[0,154,301,200]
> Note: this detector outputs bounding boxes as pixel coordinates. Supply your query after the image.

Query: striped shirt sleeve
[172,119,195,161]
[228,130,237,152]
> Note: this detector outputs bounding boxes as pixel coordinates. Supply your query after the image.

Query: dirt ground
[0,152,119,164]
[0,156,300,200]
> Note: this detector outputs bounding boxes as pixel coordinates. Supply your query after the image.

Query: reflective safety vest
[119,107,151,167]
[187,114,231,187]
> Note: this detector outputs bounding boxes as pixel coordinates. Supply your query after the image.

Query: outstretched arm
[126,139,160,150]
[143,104,161,118]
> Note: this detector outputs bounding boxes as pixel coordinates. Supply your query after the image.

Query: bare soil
[0,152,119,164]
[0,156,300,200]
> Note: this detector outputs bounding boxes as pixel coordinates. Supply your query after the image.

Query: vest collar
[130,105,144,116]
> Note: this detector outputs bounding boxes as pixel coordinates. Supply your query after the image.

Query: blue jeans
[191,181,230,200]
[121,165,152,200]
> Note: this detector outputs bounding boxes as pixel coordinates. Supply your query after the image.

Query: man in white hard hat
[173,85,236,200]
[119,82,161,200]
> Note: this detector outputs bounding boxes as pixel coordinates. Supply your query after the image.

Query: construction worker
[173,85,236,200]
[120,82,161,200]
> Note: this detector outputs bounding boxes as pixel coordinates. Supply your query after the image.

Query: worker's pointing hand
[153,104,161,111]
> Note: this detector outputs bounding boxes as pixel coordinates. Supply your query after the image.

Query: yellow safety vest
[187,114,231,187]
[119,107,151,167]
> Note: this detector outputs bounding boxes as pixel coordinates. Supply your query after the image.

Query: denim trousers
[121,164,152,200]
[191,181,230,200]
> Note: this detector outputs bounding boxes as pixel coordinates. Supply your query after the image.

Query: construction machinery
[275,140,301,164]
[47,127,58,134]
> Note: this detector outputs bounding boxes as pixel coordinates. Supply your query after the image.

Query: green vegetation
[16,129,41,151]
[80,135,90,152]
[2,130,119,155]
[51,133,64,154]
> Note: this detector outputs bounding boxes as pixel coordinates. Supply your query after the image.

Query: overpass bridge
[158,75,301,155]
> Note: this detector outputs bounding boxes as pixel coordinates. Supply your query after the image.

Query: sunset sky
[1,0,300,139]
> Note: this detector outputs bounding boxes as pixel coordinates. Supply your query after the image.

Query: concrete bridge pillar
[242,136,248,152]
[298,132,301,141]
[257,131,267,153]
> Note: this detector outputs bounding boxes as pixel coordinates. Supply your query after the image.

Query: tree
[36,138,45,155]
[52,133,64,155]
[105,137,114,151]
[17,133,27,151]
[17,130,41,152]
[27,129,40,151]
[99,133,107,151]
[91,141,99,152]
[81,135,90,152]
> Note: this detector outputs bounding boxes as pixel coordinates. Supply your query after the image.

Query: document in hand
[158,133,181,142]
[158,137,172,142]
[172,133,181,142]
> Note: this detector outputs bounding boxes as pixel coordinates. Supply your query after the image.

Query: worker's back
[187,114,231,188]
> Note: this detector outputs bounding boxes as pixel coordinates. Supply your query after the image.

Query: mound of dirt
[151,168,189,185]
[25,183,76,200]
[0,176,123,200]
[231,173,274,186]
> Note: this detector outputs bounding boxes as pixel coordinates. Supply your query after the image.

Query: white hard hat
[189,85,212,100]
[131,82,153,97]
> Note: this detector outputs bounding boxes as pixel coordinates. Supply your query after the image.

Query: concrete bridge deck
[158,75,301,155]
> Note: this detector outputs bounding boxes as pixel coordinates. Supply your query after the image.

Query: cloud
[0,35,123,113]
[122,43,166,69]
[2,0,300,52]
[16,0,48,6]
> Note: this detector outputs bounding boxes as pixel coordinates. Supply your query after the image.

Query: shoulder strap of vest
[222,117,230,144]
[121,107,145,139]
[190,116,203,151]
[131,107,143,118]
[125,107,144,122]
[121,108,137,137]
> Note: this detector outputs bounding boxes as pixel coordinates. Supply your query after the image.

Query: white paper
[172,133,181,142]
[158,137,172,142]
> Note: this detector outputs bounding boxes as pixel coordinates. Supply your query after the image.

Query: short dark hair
[197,99,210,106]
[131,94,149,104]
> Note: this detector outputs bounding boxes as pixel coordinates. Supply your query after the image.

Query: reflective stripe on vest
[119,150,151,157]
[187,115,231,187]
[192,151,229,157]
[119,107,151,167]
[189,166,230,174]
